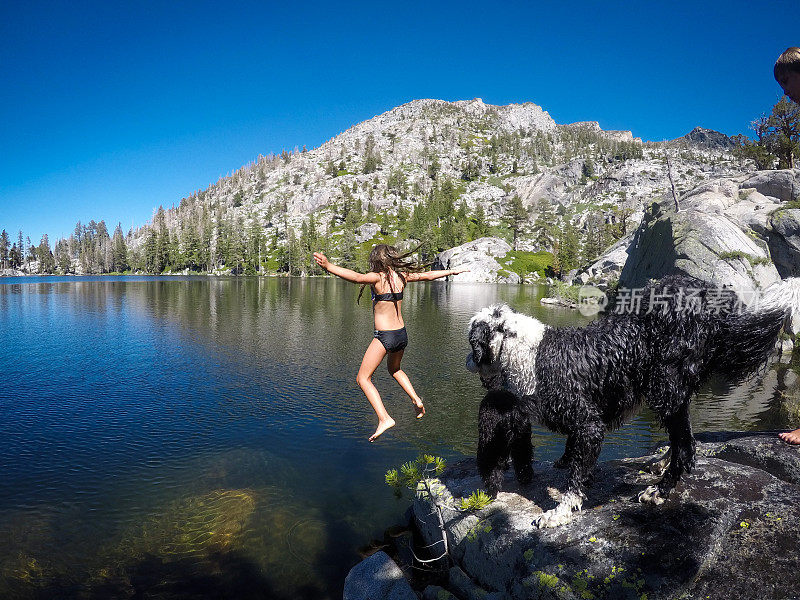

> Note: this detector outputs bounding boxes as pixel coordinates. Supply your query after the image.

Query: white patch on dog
[637,485,666,505]
[546,486,561,502]
[532,492,584,528]
[466,304,548,396]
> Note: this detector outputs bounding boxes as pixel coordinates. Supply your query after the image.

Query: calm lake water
[1,276,797,599]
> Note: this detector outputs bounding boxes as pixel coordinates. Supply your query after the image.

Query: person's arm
[313,252,380,284]
[407,267,469,282]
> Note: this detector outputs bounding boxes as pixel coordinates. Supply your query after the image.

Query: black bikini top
[371,289,404,303]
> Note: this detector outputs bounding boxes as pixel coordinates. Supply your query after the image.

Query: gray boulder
[356,222,381,243]
[769,208,800,278]
[411,435,800,600]
[724,187,781,235]
[615,170,800,293]
[512,159,585,208]
[620,199,780,293]
[343,550,417,600]
[574,233,634,286]
[739,169,800,203]
[434,237,520,283]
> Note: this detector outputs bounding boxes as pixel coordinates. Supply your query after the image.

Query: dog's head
[466,303,548,395]
[465,304,515,390]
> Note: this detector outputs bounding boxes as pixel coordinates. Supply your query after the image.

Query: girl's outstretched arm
[313,252,380,284]
[407,267,469,282]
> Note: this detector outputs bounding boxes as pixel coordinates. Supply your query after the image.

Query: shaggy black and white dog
[466,274,800,528]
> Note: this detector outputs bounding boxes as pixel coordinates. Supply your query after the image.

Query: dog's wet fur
[467,274,800,527]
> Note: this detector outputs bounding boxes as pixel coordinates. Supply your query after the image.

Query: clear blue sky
[1,0,796,246]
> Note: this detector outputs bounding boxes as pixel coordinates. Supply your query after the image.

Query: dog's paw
[637,485,665,505]
[532,492,583,528]
[533,507,574,528]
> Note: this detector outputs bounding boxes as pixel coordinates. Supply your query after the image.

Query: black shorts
[374,327,408,353]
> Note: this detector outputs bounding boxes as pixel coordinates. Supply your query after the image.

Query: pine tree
[454,200,470,246]
[582,211,609,263]
[363,134,381,174]
[182,223,201,271]
[56,239,72,273]
[166,231,181,271]
[434,179,458,250]
[37,234,56,273]
[396,199,409,237]
[111,224,128,272]
[387,167,407,198]
[73,222,82,248]
[532,198,556,249]
[427,154,440,180]
[339,225,358,271]
[504,194,528,251]
[153,206,169,273]
[471,204,490,239]
[200,213,213,271]
[144,230,158,273]
[553,221,580,277]
[245,217,264,274]
[9,243,21,269]
[0,229,9,269]
[17,231,25,270]
[770,96,800,169]
[278,228,303,275]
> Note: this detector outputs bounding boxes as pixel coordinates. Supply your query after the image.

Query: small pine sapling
[385,455,492,569]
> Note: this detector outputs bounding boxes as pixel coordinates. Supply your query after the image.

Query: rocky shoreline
[345,433,800,600]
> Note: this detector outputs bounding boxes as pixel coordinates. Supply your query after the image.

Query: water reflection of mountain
[6,276,795,446]
[693,361,799,431]
[3,276,798,600]
[38,275,795,449]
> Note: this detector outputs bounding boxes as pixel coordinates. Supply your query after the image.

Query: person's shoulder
[362,271,381,284]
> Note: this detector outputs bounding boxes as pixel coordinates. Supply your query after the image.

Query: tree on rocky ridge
[111,223,128,272]
[17,231,25,267]
[552,220,580,277]
[9,243,21,269]
[504,194,528,251]
[0,230,9,269]
[769,96,800,168]
[734,97,800,169]
[471,204,490,239]
[36,234,56,273]
[362,134,381,174]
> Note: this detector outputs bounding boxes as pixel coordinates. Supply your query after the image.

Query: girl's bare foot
[413,399,425,419]
[369,417,395,442]
[779,428,800,445]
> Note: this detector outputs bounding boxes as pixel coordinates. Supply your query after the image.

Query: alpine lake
[1,276,797,599]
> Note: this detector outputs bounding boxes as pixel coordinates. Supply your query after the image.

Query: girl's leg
[357,338,394,442]
[387,350,425,418]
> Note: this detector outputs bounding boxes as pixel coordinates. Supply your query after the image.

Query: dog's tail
[759,277,800,337]
[713,278,800,380]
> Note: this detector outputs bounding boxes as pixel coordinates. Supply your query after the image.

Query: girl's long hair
[357,243,427,304]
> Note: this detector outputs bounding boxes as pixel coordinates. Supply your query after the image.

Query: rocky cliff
[345,433,800,600]
[117,98,750,277]
[605,168,800,294]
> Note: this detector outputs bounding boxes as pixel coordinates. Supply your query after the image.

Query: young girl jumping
[313,245,468,442]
